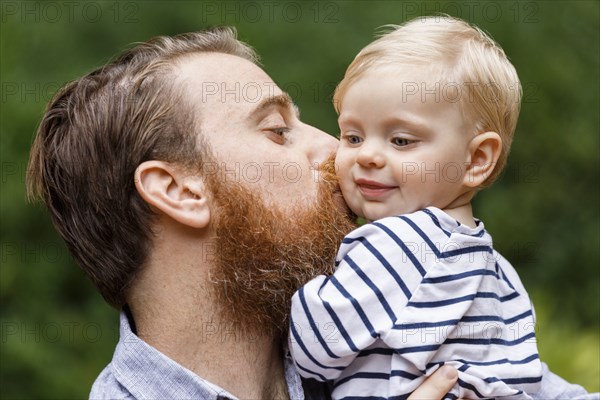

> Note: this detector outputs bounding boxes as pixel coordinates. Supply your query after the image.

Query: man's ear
[464,131,502,188]
[134,161,210,229]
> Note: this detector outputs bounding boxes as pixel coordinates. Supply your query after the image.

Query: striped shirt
[289,207,542,400]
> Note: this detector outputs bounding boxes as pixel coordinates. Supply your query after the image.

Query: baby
[289,16,542,400]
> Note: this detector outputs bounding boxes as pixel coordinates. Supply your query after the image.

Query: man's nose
[305,125,339,164]
[356,140,385,168]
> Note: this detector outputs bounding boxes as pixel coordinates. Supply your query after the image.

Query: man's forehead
[176,52,287,114]
[177,52,278,91]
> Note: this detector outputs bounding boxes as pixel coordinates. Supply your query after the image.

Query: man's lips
[355,179,397,198]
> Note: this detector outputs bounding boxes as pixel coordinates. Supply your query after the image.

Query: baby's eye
[392,137,415,147]
[344,135,363,145]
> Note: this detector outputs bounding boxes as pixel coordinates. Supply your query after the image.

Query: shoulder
[89,364,134,400]
[493,249,530,294]
[342,209,444,247]
[337,209,448,267]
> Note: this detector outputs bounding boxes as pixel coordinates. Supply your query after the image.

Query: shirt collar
[110,309,316,400]
[111,309,238,399]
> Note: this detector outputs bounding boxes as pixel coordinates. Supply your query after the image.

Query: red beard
[205,155,356,336]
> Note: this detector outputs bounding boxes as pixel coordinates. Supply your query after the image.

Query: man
[27,28,594,399]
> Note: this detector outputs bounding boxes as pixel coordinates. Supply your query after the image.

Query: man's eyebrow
[250,93,300,119]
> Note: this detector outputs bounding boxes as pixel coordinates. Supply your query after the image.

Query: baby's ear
[134,161,210,229]
[463,132,502,188]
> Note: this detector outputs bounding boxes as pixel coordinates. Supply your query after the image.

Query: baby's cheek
[340,185,362,218]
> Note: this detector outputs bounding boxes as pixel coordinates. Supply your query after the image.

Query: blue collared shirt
[90,311,330,399]
[90,311,597,400]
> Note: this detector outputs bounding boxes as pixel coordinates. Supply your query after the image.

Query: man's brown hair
[27,27,258,307]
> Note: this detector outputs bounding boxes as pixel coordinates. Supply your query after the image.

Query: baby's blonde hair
[333,15,521,187]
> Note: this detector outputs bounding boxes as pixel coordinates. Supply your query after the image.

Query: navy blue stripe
[426,353,539,369]
[293,358,328,381]
[391,369,421,380]
[334,372,390,388]
[408,291,519,308]
[330,275,378,339]
[393,319,461,329]
[357,347,395,357]
[422,208,486,239]
[318,283,361,353]
[395,344,442,354]
[422,208,452,237]
[372,221,427,276]
[456,378,488,398]
[408,293,476,308]
[344,255,397,323]
[501,376,544,384]
[394,333,536,356]
[421,269,496,284]
[477,291,519,302]
[461,309,532,324]
[354,236,413,300]
[393,309,532,329]
[342,236,358,244]
[336,397,390,400]
[334,370,421,388]
[444,331,536,346]
[496,261,517,290]
[289,314,345,372]
[474,229,486,237]
[440,245,493,259]
[298,287,340,359]
[399,215,442,259]
[426,361,446,370]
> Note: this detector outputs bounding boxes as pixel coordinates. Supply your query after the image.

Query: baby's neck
[443,199,476,228]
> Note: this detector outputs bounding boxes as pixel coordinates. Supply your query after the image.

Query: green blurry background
[1,0,598,398]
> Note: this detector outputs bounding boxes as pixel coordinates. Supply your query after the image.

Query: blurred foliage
[1,0,598,398]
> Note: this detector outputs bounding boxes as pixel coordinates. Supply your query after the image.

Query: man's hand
[407,366,458,400]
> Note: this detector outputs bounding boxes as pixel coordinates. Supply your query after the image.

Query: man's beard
[204,156,356,337]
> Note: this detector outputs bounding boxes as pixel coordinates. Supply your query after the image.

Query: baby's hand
[407,366,458,400]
